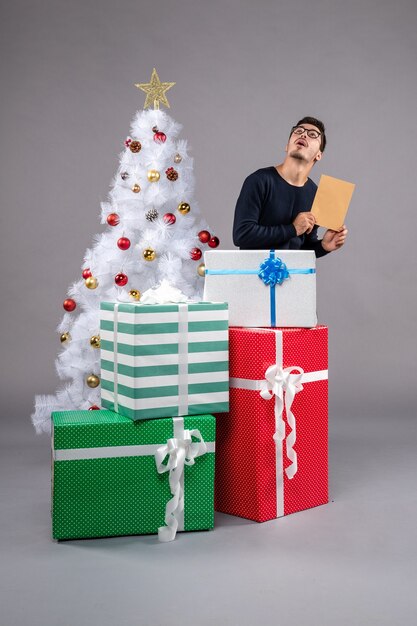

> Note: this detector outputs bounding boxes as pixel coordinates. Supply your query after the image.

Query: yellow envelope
[311,175,355,231]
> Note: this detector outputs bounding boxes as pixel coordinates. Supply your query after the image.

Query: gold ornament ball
[147,169,160,183]
[60,332,71,343]
[174,153,182,164]
[197,263,206,277]
[143,247,156,261]
[86,374,100,388]
[178,202,191,215]
[90,335,101,349]
[85,276,98,289]
[129,289,141,300]
[132,183,141,193]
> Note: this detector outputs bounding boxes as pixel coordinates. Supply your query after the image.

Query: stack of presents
[52,249,328,542]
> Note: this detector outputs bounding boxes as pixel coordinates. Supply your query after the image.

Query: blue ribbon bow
[258,255,290,287]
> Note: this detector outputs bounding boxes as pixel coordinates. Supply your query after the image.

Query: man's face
[286,124,323,164]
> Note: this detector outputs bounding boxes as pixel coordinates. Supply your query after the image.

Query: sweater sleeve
[233,174,297,249]
[301,225,330,258]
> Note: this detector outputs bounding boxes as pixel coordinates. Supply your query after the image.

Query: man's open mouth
[296,139,307,147]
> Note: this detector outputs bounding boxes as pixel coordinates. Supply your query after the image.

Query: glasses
[291,126,321,140]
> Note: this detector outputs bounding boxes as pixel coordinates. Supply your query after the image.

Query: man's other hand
[321,225,348,252]
[293,212,316,236]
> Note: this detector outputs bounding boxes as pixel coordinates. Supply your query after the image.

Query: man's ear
[314,151,322,162]
[285,143,289,154]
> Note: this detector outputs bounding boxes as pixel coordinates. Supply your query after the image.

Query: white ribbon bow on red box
[259,364,304,479]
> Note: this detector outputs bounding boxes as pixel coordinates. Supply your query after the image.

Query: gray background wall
[1,0,416,424]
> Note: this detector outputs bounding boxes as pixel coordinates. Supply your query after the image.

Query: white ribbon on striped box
[229,329,328,518]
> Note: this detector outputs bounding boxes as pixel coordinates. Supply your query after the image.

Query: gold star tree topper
[135,68,175,110]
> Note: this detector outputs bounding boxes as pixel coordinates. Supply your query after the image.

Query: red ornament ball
[117,237,131,250]
[190,247,202,261]
[107,213,120,227]
[163,212,176,225]
[115,272,128,286]
[208,236,220,248]
[198,230,211,244]
[82,268,92,279]
[88,405,100,410]
[63,298,76,312]
[154,131,167,143]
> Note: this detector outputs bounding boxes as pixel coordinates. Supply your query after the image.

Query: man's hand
[321,225,348,252]
[293,212,316,236]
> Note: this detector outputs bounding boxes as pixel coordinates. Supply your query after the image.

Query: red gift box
[215,325,328,522]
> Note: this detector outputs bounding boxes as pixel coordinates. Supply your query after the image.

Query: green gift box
[52,410,216,541]
[100,301,229,421]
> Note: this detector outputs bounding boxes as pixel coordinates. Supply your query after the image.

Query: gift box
[215,326,328,522]
[100,301,229,421]
[203,250,316,327]
[52,410,216,541]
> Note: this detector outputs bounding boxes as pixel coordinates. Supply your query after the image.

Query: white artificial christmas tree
[32,69,219,434]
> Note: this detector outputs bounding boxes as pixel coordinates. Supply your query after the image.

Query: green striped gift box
[100,301,229,421]
[52,410,216,540]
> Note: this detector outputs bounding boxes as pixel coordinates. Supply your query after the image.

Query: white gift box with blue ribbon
[203,250,317,328]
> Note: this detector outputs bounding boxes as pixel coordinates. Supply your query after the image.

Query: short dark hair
[292,116,326,152]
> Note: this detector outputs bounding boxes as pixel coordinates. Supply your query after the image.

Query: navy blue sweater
[233,166,329,258]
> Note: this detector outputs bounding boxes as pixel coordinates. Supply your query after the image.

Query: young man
[233,117,348,256]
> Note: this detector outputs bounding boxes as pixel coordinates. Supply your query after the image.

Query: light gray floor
[1,413,416,626]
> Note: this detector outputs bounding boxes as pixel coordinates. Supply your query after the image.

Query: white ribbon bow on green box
[155,417,208,542]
